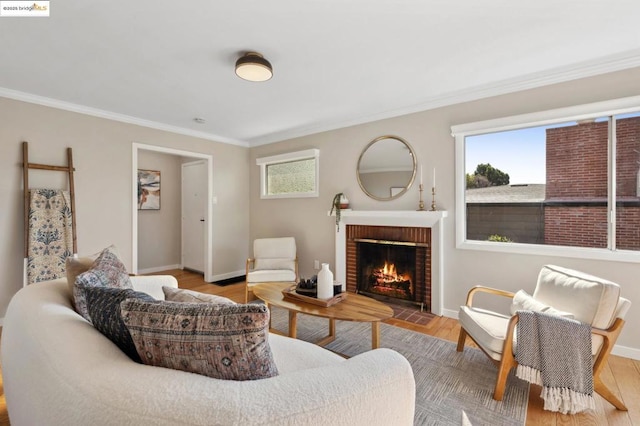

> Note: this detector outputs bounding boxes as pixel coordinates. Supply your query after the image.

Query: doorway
[132,143,214,281]
[182,160,207,273]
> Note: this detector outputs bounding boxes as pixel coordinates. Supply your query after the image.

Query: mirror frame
[356,135,417,201]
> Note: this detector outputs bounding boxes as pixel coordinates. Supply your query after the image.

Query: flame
[374,262,405,283]
[382,262,396,278]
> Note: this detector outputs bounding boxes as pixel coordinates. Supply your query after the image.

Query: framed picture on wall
[138,169,160,210]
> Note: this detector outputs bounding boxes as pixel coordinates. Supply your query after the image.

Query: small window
[257,149,319,199]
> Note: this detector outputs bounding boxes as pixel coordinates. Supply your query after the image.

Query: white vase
[317,263,334,300]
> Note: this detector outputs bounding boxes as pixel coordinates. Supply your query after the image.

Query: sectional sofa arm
[238,347,416,425]
[464,285,516,306]
[130,275,178,300]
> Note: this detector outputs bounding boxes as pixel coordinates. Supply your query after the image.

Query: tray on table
[282,285,347,307]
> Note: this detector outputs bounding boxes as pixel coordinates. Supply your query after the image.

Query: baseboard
[611,344,640,361]
[441,308,459,319]
[137,264,182,275]
[441,307,640,361]
[210,269,245,282]
[212,275,246,286]
[136,266,244,283]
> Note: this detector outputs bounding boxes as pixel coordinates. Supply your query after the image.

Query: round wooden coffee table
[252,282,394,349]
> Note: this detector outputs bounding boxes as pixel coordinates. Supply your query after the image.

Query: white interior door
[182,160,207,273]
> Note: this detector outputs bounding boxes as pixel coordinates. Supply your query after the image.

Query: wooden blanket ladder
[22,141,78,259]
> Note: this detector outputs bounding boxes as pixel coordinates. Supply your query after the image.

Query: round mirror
[357,135,416,201]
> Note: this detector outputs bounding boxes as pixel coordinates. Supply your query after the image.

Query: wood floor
[0,269,637,425]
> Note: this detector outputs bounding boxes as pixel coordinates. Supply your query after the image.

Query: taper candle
[420,165,423,185]
[433,168,436,188]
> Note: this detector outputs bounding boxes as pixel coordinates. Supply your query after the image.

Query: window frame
[256,149,320,199]
[451,95,640,263]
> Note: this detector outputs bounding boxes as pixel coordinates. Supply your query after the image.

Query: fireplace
[334,210,447,315]
[356,239,425,303]
[346,225,431,311]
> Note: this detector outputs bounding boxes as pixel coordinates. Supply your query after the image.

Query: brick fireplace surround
[334,210,448,316]
[346,225,431,309]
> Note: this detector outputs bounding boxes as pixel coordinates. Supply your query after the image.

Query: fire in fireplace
[346,225,431,312]
[356,240,417,302]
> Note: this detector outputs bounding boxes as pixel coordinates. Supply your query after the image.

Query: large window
[452,96,640,262]
[256,149,319,199]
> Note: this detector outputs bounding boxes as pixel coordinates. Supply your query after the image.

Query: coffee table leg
[288,310,298,338]
[314,318,337,347]
[328,318,336,339]
[372,321,381,349]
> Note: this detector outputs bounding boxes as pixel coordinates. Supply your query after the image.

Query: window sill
[457,240,640,263]
[260,192,319,200]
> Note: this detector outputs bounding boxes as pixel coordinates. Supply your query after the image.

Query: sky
[465,112,640,185]
[466,126,548,185]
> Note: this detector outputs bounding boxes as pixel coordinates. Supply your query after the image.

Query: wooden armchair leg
[493,372,508,401]
[456,328,467,352]
[590,318,627,410]
[594,377,628,411]
[493,339,518,402]
[493,358,515,401]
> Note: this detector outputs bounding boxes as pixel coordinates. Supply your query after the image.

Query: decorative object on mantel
[431,168,437,211]
[417,166,437,211]
[417,165,426,211]
[330,192,349,229]
[338,193,349,208]
[417,183,426,211]
[431,187,437,211]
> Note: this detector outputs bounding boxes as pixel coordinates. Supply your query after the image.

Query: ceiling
[2,1,640,147]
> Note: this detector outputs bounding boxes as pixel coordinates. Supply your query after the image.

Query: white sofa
[1,276,416,426]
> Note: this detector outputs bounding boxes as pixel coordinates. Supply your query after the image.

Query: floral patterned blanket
[27,189,74,284]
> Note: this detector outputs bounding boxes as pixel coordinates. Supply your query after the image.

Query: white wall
[137,150,183,272]
[0,96,250,320]
[249,66,640,356]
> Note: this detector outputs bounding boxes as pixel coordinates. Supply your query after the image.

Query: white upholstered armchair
[456,264,631,410]
[245,237,298,303]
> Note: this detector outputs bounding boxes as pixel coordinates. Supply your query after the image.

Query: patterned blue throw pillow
[73,246,133,321]
[82,286,155,362]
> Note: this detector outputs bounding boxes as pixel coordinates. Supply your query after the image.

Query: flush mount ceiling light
[235,52,273,82]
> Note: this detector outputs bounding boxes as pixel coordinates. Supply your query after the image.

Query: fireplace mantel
[334,210,448,315]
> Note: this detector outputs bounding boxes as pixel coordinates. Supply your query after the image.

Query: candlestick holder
[417,184,426,211]
[430,186,437,211]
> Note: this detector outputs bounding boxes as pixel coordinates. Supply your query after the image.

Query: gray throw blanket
[515,310,595,414]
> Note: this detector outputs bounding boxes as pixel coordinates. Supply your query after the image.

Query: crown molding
[0,87,249,148]
[248,49,640,147]
[2,47,640,149]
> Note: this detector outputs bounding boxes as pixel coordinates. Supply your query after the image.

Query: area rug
[269,307,529,426]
